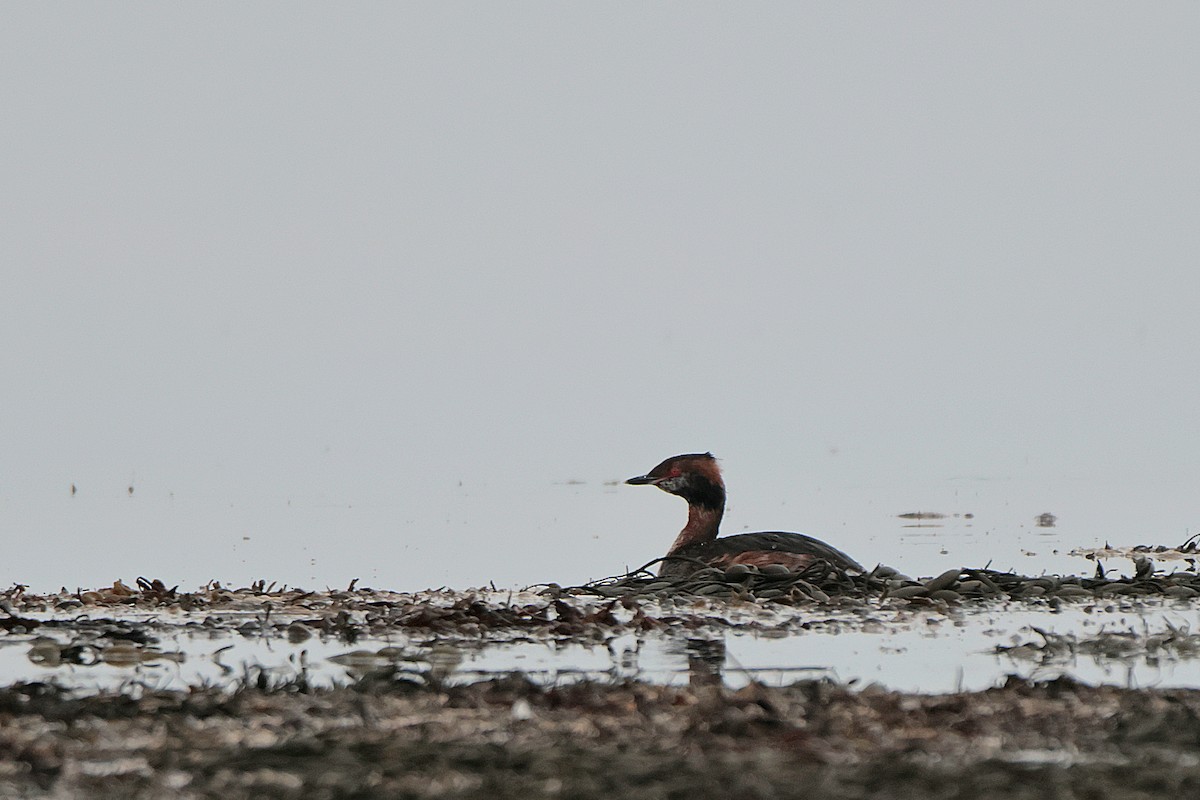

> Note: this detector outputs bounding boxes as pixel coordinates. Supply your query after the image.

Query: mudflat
[2,675,1199,799]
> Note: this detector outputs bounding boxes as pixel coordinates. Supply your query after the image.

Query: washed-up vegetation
[556,555,1200,606]
[6,550,1200,626]
[6,557,1200,675]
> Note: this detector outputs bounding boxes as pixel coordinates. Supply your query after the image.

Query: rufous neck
[668,503,724,552]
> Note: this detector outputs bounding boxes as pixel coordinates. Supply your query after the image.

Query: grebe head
[626,452,725,510]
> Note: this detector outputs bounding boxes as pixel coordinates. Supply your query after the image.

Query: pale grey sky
[2,4,1198,591]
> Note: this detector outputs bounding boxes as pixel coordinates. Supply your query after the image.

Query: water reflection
[681,637,726,688]
[13,599,1200,696]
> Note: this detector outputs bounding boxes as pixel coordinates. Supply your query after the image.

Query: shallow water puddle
[7,595,1200,695]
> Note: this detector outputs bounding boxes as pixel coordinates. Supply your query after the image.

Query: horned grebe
[626,452,863,578]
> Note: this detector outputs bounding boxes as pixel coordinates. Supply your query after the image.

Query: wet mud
[2,676,1200,799]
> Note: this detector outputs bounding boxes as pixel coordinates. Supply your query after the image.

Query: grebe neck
[668,499,724,552]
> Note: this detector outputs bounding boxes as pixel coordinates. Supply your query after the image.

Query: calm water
[3,5,1198,597]
[6,596,1200,696]
[4,473,1194,594]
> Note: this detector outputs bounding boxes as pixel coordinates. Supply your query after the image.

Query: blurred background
[2,4,1198,592]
